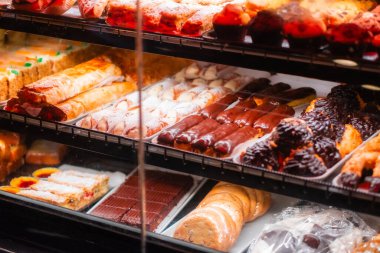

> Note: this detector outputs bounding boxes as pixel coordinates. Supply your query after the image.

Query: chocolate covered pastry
[234,101,279,127]
[200,94,238,119]
[312,136,341,168]
[269,118,313,156]
[216,98,257,124]
[157,115,205,146]
[253,104,295,133]
[283,147,327,177]
[243,140,279,171]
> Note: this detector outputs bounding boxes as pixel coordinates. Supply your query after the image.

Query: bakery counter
[1,8,380,84]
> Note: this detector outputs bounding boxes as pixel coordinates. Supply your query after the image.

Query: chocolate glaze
[312,136,341,168]
[270,118,313,156]
[340,172,361,188]
[243,140,279,171]
[283,148,327,177]
[348,113,380,140]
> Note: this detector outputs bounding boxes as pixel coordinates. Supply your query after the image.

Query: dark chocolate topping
[283,147,327,177]
[312,136,341,168]
[243,140,279,171]
[270,118,313,155]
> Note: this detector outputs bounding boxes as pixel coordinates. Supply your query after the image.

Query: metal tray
[332,130,380,194]
[87,164,207,233]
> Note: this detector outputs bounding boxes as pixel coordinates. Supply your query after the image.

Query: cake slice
[48,171,109,200]
[17,189,75,209]
[31,181,85,210]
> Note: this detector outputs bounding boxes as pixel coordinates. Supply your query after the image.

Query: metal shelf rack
[1,110,379,217]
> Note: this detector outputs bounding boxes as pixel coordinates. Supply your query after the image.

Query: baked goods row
[156,77,318,157]
[2,44,190,121]
[0,129,379,252]
[211,1,380,56]
[76,63,251,138]
[6,0,380,57]
[238,84,380,178]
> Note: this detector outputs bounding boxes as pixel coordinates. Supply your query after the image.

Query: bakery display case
[0,0,379,250]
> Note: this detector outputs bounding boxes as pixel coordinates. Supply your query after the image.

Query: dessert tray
[87,165,207,233]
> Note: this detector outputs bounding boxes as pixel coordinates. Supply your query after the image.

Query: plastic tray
[87,164,207,233]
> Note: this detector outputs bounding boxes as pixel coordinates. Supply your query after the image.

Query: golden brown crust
[336,124,363,158]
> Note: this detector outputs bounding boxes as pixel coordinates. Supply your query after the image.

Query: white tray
[332,130,380,194]
[87,164,207,233]
[161,193,299,253]
[162,192,380,253]
[233,130,379,182]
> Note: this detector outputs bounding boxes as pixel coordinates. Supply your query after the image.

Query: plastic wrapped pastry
[249,204,376,253]
[26,140,67,166]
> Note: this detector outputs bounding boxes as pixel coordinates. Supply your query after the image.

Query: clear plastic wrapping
[249,203,376,253]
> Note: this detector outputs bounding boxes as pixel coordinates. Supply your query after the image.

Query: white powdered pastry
[31,180,84,197]
[48,172,99,191]
[63,170,109,182]
[18,189,67,204]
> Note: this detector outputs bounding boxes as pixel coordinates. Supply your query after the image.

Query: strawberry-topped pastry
[279,3,327,50]
[213,4,251,42]
[326,23,371,56]
[372,34,380,54]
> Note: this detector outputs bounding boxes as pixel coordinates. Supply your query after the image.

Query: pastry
[26,140,67,166]
[192,123,239,153]
[252,82,291,105]
[274,87,317,106]
[253,104,295,133]
[39,82,136,121]
[174,182,270,251]
[216,98,257,124]
[353,234,380,253]
[242,140,279,171]
[200,94,238,119]
[78,0,109,18]
[212,4,251,42]
[181,6,223,36]
[234,101,278,127]
[214,126,260,156]
[326,23,370,56]
[175,118,220,151]
[236,78,271,99]
[16,55,122,105]
[0,131,25,182]
[336,124,363,158]
[340,134,380,189]
[280,3,327,50]
[283,147,328,176]
[269,118,313,156]
[249,10,284,46]
[157,115,205,146]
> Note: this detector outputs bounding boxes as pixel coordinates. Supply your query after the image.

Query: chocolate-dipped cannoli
[253,104,295,133]
[236,78,271,99]
[271,87,317,107]
[175,119,220,151]
[253,82,291,105]
[216,99,257,124]
[200,94,238,119]
[191,123,239,153]
[157,115,204,146]
[214,126,260,157]
[234,101,279,127]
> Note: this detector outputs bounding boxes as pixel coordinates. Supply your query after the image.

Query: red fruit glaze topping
[213,4,251,26]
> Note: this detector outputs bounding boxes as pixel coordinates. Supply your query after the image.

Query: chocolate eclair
[283,147,327,177]
[269,118,313,156]
[312,136,341,168]
[243,140,279,171]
